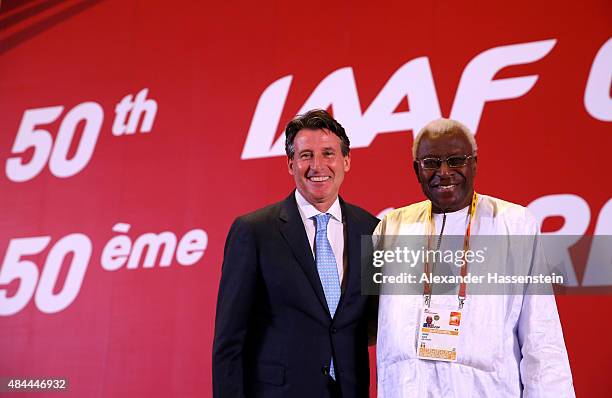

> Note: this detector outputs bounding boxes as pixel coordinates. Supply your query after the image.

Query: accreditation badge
[417,306,462,362]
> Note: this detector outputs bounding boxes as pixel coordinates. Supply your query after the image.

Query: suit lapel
[336,199,362,316]
[278,193,331,317]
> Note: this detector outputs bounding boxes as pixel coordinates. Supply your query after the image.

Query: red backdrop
[1,0,611,396]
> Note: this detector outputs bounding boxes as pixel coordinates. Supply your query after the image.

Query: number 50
[5,102,103,182]
[0,234,92,316]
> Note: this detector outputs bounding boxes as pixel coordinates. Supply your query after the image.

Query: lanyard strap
[423,191,478,309]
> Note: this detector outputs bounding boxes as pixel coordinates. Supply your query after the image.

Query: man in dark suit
[212,109,379,398]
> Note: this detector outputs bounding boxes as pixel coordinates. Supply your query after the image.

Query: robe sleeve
[517,210,575,398]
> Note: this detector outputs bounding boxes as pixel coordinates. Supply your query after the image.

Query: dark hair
[284,109,350,159]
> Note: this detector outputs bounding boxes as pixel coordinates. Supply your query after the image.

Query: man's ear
[413,160,421,182]
[472,155,477,177]
[288,157,294,176]
[343,153,351,172]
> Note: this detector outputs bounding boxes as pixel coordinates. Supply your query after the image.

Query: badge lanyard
[423,191,478,309]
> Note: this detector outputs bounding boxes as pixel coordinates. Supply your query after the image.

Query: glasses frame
[416,154,475,170]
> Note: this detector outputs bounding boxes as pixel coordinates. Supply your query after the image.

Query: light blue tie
[313,213,341,379]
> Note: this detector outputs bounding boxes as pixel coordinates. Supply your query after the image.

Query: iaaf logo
[242,37,612,159]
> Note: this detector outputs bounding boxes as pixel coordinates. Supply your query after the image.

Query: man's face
[413,130,476,213]
[288,129,350,211]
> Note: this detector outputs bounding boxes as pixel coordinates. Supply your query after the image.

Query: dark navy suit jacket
[212,193,379,398]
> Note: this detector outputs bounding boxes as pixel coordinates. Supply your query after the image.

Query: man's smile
[436,184,458,191]
[432,182,459,191]
[307,175,331,182]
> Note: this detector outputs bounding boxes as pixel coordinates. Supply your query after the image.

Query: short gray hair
[412,118,477,159]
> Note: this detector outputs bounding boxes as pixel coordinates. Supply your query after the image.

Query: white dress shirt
[295,190,346,283]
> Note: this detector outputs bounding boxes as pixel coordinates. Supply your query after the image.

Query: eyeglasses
[417,155,474,170]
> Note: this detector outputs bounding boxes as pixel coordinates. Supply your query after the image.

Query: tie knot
[314,213,332,232]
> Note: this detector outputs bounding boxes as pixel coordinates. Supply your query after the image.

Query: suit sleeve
[367,216,382,345]
[212,218,258,398]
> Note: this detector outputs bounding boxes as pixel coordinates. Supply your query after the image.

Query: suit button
[322,365,330,375]
[331,327,338,334]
